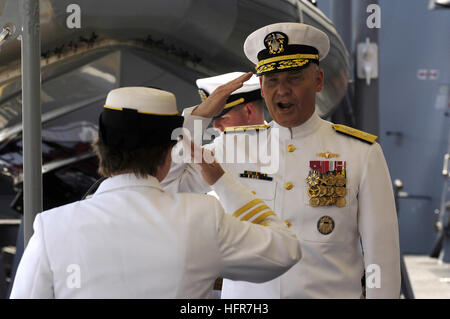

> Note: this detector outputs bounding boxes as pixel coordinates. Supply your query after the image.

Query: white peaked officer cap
[196,72,261,119]
[243,22,330,76]
[99,87,183,151]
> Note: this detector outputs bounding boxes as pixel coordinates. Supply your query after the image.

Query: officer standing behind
[163,72,268,194]
[10,87,301,298]
[196,72,268,297]
[163,23,401,298]
[196,72,266,132]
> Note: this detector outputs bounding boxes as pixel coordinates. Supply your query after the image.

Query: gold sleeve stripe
[232,199,263,218]
[240,204,270,222]
[252,211,276,225]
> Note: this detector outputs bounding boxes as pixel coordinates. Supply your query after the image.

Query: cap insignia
[264,32,288,55]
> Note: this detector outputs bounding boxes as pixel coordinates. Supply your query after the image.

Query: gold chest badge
[317,216,335,235]
[306,158,347,208]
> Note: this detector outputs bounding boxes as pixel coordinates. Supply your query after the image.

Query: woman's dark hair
[93,138,177,178]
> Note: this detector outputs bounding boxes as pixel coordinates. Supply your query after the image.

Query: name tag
[239,170,273,181]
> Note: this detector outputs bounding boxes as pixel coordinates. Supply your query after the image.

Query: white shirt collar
[271,110,323,139]
[94,173,163,196]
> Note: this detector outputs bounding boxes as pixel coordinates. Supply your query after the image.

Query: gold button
[284,182,293,190]
[287,144,295,152]
[251,191,256,195]
[285,220,291,228]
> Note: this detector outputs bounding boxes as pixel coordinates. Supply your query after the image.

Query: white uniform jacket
[10,173,301,298]
[162,106,401,299]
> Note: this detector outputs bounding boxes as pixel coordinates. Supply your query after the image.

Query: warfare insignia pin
[307,160,347,208]
[264,31,288,55]
[317,151,340,159]
[317,216,335,235]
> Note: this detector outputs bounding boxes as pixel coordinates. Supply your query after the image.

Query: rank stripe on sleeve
[252,211,276,225]
[241,205,270,222]
[232,199,275,226]
[232,199,263,218]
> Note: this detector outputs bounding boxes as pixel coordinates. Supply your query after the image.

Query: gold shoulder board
[224,124,271,134]
[332,124,378,144]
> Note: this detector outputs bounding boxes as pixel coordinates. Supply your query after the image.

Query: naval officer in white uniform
[162,72,268,196]
[162,23,401,298]
[197,72,268,297]
[10,87,301,299]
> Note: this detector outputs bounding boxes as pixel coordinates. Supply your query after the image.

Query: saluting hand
[191,72,253,118]
[196,149,224,185]
[183,137,224,185]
